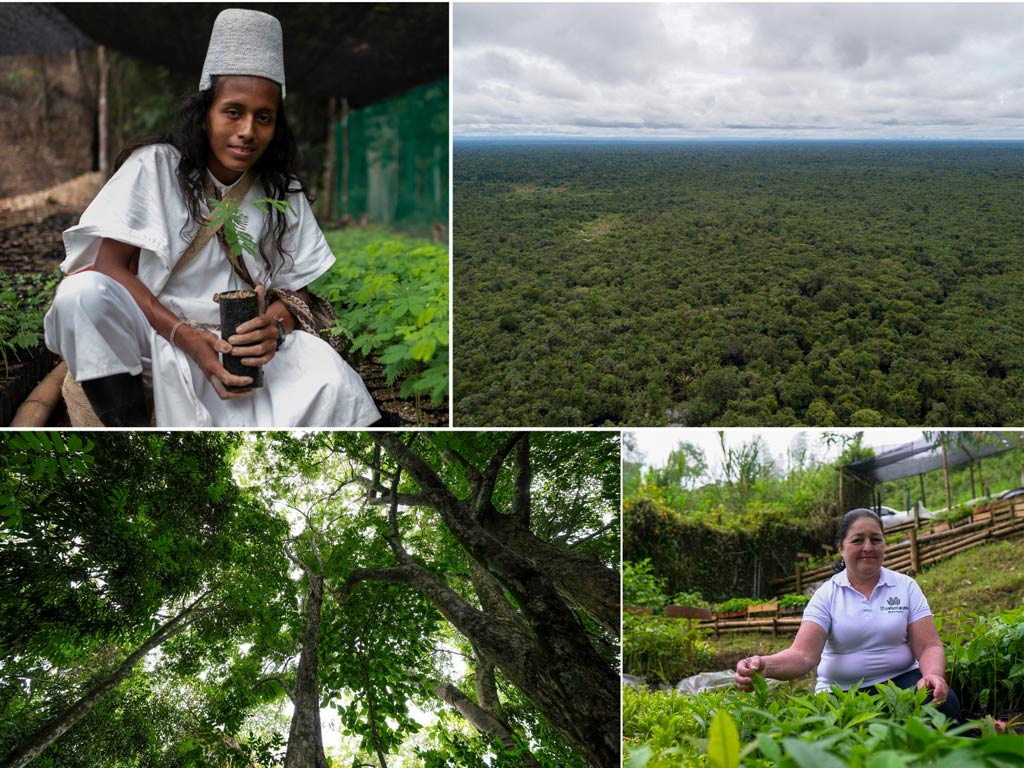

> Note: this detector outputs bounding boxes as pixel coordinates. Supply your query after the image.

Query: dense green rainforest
[453,141,1024,426]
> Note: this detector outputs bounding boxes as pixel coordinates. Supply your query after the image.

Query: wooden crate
[747,601,779,618]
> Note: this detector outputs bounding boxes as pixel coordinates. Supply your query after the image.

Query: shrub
[623,613,714,683]
[0,269,60,375]
[313,228,448,405]
[946,606,1024,717]
[623,559,670,611]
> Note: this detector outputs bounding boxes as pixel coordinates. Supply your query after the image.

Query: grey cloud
[455,3,1024,139]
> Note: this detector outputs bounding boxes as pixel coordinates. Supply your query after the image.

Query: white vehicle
[875,504,934,529]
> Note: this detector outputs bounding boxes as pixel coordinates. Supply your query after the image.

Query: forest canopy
[453,140,1024,427]
[0,431,620,768]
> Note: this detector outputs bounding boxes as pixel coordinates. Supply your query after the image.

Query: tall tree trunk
[354,434,620,768]
[0,595,206,768]
[97,46,109,177]
[284,575,329,768]
[320,96,338,219]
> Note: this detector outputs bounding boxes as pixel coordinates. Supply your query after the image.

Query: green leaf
[707,709,740,768]
[755,732,782,762]
[623,745,652,768]
[867,750,912,768]
[782,738,848,768]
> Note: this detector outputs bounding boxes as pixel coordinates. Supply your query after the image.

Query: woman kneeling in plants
[735,508,962,722]
[43,9,380,427]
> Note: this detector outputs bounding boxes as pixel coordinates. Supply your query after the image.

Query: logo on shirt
[882,596,907,614]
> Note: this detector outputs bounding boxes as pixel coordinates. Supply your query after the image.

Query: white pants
[45,271,381,428]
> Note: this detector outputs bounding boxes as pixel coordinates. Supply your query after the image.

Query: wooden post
[340,97,350,219]
[795,562,802,593]
[38,55,51,142]
[320,96,338,220]
[838,468,844,512]
[909,527,920,574]
[969,462,976,500]
[941,442,953,515]
[97,45,110,177]
[919,473,927,507]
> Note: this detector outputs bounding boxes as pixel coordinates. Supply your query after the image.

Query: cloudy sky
[454,3,1024,139]
[629,428,927,480]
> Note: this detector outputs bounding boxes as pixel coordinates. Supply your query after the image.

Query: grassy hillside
[915,538,1023,619]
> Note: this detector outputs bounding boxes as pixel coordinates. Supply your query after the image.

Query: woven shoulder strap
[171,171,255,276]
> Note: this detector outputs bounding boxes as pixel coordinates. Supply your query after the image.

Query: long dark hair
[833,508,883,572]
[115,75,314,275]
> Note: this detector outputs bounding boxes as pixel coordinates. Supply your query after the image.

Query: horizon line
[454,135,1024,143]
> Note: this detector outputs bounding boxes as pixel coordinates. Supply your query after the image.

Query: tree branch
[429,679,540,768]
[357,649,389,768]
[254,674,294,702]
[474,434,525,518]
[510,434,531,527]
[351,476,429,507]
[564,519,617,549]
[442,448,482,498]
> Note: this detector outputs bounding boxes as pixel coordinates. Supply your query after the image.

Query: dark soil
[0,212,74,274]
[357,359,448,427]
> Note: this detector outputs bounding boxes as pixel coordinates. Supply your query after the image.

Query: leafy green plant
[671,591,711,609]
[624,559,670,610]
[0,269,60,376]
[208,197,296,262]
[946,607,1024,716]
[778,594,811,611]
[624,678,1019,768]
[208,204,448,407]
[313,228,448,405]
[715,598,758,615]
[623,612,714,683]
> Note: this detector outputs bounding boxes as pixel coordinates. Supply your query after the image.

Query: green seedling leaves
[707,709,740,768]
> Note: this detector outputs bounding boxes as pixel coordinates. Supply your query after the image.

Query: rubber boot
[80,373,149,427]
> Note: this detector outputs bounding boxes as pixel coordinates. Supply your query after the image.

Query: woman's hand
[227,285,282,368]
[735,655,764,691]
[173,325,255,399]
[916,673,949,704]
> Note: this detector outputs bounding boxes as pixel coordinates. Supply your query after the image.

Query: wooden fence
[652,495,1024,636]
[770,495,1024,596]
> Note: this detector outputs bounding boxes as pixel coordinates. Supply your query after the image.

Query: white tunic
[802,567,932,692]
[45,143,380,427]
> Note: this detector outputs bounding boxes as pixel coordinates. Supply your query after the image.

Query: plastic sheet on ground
[675,670,781,695]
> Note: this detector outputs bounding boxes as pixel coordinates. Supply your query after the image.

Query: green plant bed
[623,612,714,684]
[312,227,448,410]
[0,268,61,425]
[945,606,1024,719]
[624,676,1020,768]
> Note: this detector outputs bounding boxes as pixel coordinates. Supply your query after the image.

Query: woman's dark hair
[115,75,313,276]
[833,508,883,572]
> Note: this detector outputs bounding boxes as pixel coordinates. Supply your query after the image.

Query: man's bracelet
[169,319,187,348]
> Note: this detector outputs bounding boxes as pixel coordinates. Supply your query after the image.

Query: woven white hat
[200,9,286,98]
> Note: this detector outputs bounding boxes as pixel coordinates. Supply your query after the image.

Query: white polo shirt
[803,567,932,693]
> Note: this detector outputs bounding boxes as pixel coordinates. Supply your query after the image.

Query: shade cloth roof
[0,3,447,107]
[844,433,1019,484]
